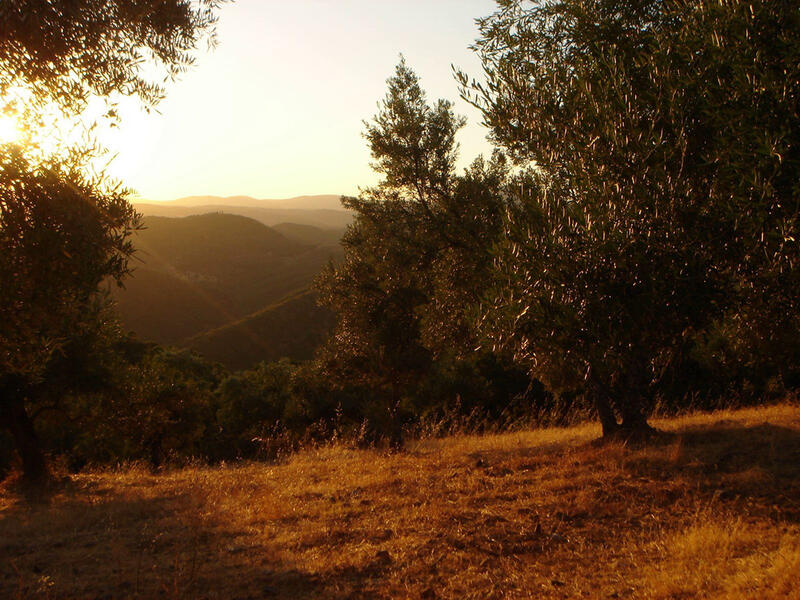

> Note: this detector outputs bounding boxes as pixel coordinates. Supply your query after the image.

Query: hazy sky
[103,0,499,201]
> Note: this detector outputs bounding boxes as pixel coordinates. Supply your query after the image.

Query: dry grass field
[2,403,800,599]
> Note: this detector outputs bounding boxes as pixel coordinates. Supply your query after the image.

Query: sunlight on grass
[2,403,799,598]
[641,516,800,599]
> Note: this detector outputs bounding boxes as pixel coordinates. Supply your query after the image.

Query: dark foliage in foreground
[0,0,226,482]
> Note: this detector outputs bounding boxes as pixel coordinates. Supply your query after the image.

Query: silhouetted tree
[0,149,139,480]
[460,0,800,435]
[316,61,528,445]
[0,0,226,483]
[316,62,452,445]
[0,0,224,115]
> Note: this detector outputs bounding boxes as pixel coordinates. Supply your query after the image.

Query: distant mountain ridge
[134,194,349,211]
[132,203,353,229]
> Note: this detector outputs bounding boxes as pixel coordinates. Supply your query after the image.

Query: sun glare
[0,113,21,145]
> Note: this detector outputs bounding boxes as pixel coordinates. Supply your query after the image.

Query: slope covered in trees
[273,222,346,247]
[184,289,336,371]
[112,213,342,346]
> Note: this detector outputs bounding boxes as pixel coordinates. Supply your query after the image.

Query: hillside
[185,289,336,370]
[2,403,799,599]
[113,213,342,345]
[273,222,346,247]
[133,203,353,230]
[111,267,235,343]
[132,213,297,265]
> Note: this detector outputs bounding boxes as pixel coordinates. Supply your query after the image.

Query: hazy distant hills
[112,211,343,368]
[132,194,354,229]
[166,194,346,211]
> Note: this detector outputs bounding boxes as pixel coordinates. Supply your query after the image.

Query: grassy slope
[2,403,799,599]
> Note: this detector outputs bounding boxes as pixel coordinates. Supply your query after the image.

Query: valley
[112,198,349,369]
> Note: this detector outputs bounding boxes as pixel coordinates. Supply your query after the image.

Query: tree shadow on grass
[621,421,800,521]
[0,477,389,600]
[447,417,800,526]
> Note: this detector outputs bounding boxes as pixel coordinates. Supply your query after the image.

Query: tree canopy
[0,0,224,115]
[316,61,534,445]
[458,0,800,434]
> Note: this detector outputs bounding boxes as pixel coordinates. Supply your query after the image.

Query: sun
[0,112,22,144]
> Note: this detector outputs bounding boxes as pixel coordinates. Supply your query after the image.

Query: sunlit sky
[99,0,498,202]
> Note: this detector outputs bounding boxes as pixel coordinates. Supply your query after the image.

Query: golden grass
[2,403,799,599]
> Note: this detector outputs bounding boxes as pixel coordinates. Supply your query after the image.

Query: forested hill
[112,213,343,361]
[184,289,336,371]
[273,222,347,247]
[135,213,299,267]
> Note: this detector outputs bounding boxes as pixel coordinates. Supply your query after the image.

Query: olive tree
[461,0,800,434]
[0,0,224,114]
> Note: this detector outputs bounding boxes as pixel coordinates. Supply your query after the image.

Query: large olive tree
[461,0,800,435]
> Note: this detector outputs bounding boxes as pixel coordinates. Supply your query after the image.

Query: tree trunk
[618,372,654,434]
[588,376,619,436]
[2,396,49,484]
[387,386,404,450]
[388,402,404,450]
[619,402,649,430]
[593,388,619,437]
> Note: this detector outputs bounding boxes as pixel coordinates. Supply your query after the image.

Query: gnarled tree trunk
[1,393,49,484]
[589,372,657,439]
[617,367,657,435]
[0,375,49,484]
[619,399,652,432]
[591,385,619,437]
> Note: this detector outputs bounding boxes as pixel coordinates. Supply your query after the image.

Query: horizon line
[131,192,348,204]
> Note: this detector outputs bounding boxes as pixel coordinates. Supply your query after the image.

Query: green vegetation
[0,0,223,116]
[0,0,225,483]
[316,59,525,446]
[2,1,800,597]
[316,0,800,447]
[0,148,138,484]
[457,0,800,435]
